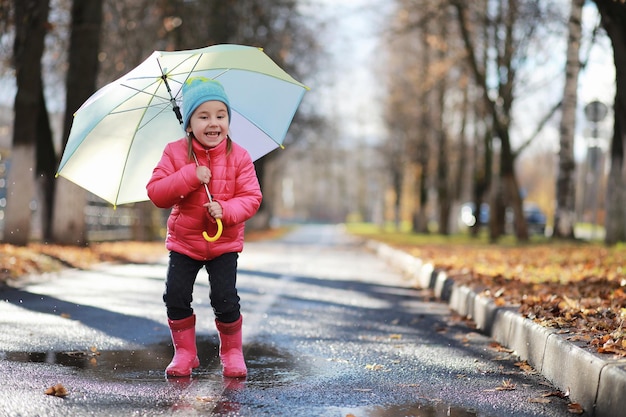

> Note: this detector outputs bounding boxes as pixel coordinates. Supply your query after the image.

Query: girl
[147,77,262,378]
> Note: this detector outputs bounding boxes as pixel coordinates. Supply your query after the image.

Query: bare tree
[4,0,50,245]
[384,0,482,234]
[592,0,626,244]
[434,9,452,234]
[451,0,568,242]
[51,0,103,245]
[384,0,436,232]
[554,0,584,239]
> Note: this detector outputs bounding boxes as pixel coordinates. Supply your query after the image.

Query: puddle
[2,337,302,385]
[2,342,483,416]
[341,403,480,416]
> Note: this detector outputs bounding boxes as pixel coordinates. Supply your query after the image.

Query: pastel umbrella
[56,44,308,208]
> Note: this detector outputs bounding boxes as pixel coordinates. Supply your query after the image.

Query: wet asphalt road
[0,224,574,417]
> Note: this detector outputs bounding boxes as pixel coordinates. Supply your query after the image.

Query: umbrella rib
[120,82,172,102]
[157,53,204,100]
[108,101,171,116]
[163,68,231,94]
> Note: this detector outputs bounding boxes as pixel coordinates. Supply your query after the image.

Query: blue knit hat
[182,77,231,129]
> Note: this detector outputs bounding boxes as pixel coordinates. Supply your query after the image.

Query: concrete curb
[368,240,626,417]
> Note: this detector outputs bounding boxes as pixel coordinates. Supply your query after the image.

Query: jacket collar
[190,137,228,156]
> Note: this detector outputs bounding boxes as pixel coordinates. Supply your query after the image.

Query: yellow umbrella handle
[192,152,223,242]
[202,218,223,242]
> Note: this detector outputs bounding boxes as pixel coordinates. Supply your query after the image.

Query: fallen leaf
[514,361,537,374]
[365,363,384,371]
[44,383,68,397]
[567,402,584,414]
[542,390,567,398]
[495,379,516,391]
[489,342,513,353]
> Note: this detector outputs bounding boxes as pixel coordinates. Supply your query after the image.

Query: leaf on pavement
[495,379,516,391]
[514,360,537,374]
[44,383,68,397]
[489,341,513,353]
[567,402,584,414]
[542,390,567,398]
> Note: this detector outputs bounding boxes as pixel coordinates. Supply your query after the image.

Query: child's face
[186,100,229,148]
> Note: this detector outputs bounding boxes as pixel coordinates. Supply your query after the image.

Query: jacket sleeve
[147,144,201,208]
[218,153,262,226]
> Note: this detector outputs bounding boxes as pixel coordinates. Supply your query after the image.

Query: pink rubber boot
[166,314,200,377]
[215,316,247,378]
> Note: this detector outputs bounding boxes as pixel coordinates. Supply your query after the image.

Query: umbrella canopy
[56,44,308,206]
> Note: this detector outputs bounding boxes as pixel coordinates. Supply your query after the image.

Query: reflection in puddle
[4,343,174,379]
[2,338,302,384]
[342,403,480,417]
[2,341,482,416]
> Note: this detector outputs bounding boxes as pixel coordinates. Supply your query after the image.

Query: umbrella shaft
[192,152,213,202]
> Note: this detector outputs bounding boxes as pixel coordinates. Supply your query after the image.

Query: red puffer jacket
[147,137,262,261]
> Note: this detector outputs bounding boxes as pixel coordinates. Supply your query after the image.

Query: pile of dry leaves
[398,243,626,358]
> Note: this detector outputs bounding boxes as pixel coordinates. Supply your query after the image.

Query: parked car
[459,201,547,235]
[521,202,547,235]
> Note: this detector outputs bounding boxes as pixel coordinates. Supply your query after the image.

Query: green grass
[344,222,551,248]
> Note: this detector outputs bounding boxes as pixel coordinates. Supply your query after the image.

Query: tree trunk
[436,13,451,235]
[471,16,493,238]
[51,0,103,245]
[471,126,492,237]
[554,0,584,239]
[36,84,56,241]
[593,0,626,244]
[500,129,528,241]
[4,0,50,245]
[412,15,432,234]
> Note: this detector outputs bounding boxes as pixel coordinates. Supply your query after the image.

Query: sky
[301,0,391,141]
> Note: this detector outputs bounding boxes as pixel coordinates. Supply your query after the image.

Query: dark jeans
[164,251,241,323]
